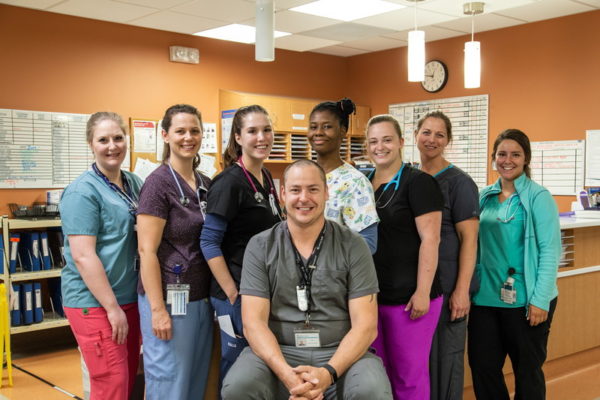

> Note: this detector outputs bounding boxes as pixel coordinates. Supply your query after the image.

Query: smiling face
[493,139,527,182]
[282,163,328,229]
[415,117,449,161]
[366,121,404,169]
[163,112,202,162]
[235,111,273,162]
[308,110,344,157]
[90,119,127,174]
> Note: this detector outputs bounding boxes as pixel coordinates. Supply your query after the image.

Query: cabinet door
[289,99,318,133]
[350,105,371,137]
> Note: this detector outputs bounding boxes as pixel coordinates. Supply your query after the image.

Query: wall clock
[421,60,448,93]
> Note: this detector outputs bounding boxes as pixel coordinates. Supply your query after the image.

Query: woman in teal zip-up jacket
[468,129,561,400]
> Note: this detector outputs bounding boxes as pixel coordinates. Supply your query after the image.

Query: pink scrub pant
[64,303,140,400]
[372,296,443,400]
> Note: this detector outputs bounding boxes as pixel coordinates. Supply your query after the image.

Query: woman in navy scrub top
[137,104,213,400]
[200,104,283,391]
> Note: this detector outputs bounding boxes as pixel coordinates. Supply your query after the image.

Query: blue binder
[19,232,41,271]
[11,284,22,326]
[9,233,20,273]
[33,282,44,323]
[47,277,64,317]
[21,282,34,325]
[0,234,4,274]
[48,228,65,268]
[40,232,52,270]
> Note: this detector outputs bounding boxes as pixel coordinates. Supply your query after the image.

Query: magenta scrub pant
[372,296,443,400]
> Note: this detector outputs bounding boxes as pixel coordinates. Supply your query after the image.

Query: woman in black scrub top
[200,104,283,392]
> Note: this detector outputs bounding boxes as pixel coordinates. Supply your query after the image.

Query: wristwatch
[322,363,338,384]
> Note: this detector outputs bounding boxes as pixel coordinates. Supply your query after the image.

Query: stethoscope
[496,193,520,223]
[168,162,208,218]
[238,156,283,220]
[367,163,405,209]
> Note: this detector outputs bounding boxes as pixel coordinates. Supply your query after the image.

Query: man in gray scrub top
[222,160,392,400]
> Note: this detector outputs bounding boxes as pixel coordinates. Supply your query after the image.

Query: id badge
[296,285,308,312]
[167,283,190,315]
[294,327,321,348]
[500,286,516,304]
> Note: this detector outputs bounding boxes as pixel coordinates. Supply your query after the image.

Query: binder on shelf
[48,228,65,268]
[0,234,4,274]
[33,282,43,323]
[21,282,34,325]
[40,231,52,270]
[19,232,41,271]
[11,284,22,326]
[9,233,20,273]
[47,278,64,317]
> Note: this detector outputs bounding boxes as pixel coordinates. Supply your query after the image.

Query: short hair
[366,114,402,139]
[283,159,327,187]
[86,111,127,144]
[416,111,453,142]
[309,98,356,131]
[223,105,271,168]
[160,104,203,170]
[492,128,532,178]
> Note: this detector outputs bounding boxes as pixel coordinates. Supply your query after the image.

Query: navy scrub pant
[467,298,557,400]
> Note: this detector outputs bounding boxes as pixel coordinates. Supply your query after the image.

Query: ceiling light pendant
[407,0,425,82]
[464,2,484,88]
[256,0,274,62]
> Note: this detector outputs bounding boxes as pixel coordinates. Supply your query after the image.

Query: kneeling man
[222,160,391,400]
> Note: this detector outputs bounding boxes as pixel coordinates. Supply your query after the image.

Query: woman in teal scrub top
[468,129,561,400]
[60,111,142,400]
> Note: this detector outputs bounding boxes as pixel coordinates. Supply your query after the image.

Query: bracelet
[322,363,338,384]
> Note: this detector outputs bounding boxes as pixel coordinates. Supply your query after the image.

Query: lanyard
[368,163,405,209]
[238,157,282,220]
[92,163,137,216]
[288,223,327,321]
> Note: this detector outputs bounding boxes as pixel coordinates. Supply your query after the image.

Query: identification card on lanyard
[166,264,190,315]
[294,326,321,348]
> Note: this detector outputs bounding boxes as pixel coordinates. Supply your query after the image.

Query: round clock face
[421,60,448,93]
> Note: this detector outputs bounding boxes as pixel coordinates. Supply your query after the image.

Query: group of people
[59,98,560,400]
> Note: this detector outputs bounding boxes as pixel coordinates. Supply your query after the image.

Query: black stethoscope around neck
[368,163,405,209]
[168,162,207,217]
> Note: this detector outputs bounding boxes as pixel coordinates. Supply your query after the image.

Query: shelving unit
[1,216,67,335]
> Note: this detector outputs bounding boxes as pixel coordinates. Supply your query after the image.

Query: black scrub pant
[467,298,557,400]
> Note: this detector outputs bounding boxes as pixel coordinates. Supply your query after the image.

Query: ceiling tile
[172,0,256,23]
[354,7,455,31]
[114,0,190,9]
[383,24,467,43]
[435,13,525,33]
[574,0,600,7]
[240,0,315,11]
[273,10,340,34]
[275,34,340,52]
[128,10,223,34]
[300,22,396,42]
[342,36,406,51]
[310,44,369,57]
[493,0,596,22]
[48,0,158,23]
[0,0,63,9]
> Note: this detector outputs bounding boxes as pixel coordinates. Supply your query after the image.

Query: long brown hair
[161,104,203,170]
[222,105,270,168]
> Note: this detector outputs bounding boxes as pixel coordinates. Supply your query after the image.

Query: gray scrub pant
[222,345,392,400]
[429,294,468,400]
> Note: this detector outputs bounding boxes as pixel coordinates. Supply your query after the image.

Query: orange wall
[346,10,600,212]
[0,4,348,215]
[2,5,599,214]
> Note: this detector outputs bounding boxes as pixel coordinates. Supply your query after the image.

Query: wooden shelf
[8,268,62,282]
[7,218,61,229]
[11,314,69,334]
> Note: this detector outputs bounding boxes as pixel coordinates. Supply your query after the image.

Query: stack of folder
[11,281,45,326]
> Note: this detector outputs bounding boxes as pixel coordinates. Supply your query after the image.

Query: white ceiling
[2,0,598,57]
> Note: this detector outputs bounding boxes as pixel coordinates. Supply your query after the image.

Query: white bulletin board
[0,108,93,188]
[389,94,489,188]
[530,140,585,195]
